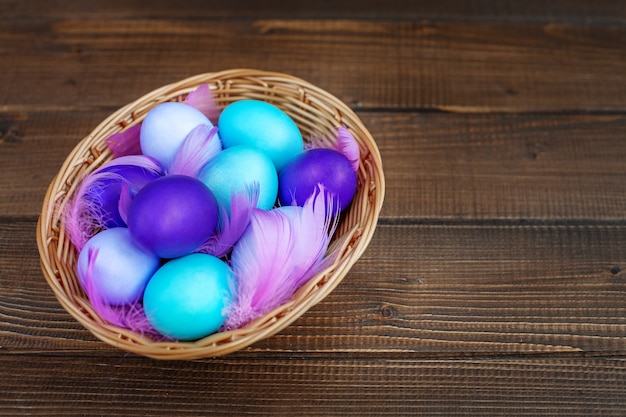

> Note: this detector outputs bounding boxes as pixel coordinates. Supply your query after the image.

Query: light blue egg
[140,102,213,170]
[199,145,278,211]
[143,253,234,341]
[77,227,161,306]
[218,100,303,171]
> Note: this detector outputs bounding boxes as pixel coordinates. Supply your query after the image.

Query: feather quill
[224,186,338,330]
[168,125,221,178]
[185,84,222,125]
[197,184,259,258]
[80,247,167,340]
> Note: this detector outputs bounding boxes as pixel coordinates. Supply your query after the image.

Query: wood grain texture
[1,17,626,112]
[1,355,626,416]
[2,0,626,415]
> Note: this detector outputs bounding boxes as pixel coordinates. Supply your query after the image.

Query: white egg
[140,102,213,170]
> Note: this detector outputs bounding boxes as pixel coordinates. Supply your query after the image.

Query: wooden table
[2,1,626,415]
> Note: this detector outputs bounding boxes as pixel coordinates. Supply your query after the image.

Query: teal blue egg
[143,253,234,341]
[199,145,278,211]
[218,100,304,171]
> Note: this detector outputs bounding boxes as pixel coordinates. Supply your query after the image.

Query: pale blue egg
[77,227,161,306]
[199,145,278,211]
[140,102,213,170]
[143,253,234,341]
[218,100,303,171]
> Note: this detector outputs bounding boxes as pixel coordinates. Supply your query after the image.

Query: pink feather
[197,185,259,258]
[168,125,221,177]
[224,186,338,330]
[117,183,132,225]
[105,123,142,157]
[185,84,222,125]
[335,126,360,172]
[80,247,168,340]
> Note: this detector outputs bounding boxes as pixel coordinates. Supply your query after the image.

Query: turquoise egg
[199,145,278,211]
[143,253,234,341]
[218,100,303,171]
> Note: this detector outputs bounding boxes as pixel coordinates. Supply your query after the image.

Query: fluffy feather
[185,84,222,125]
[197,184,259,258]
[64,155,163,250]
[80,247,167,340]
[168,125,221,177]
[224,186,338,330]
[105,123,142,157]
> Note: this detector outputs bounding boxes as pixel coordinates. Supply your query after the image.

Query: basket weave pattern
[37,69,385,360]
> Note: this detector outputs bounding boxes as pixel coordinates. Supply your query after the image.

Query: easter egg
[140,102,213,170]
[77,227,161,306]
[143,253,234,340]
[127,175,219,259]
[218,100,303,170]
[278,148,357,212]
[199,145,278,211]
[86,164,162,228]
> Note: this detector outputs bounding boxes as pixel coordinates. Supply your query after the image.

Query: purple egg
[127,175,219,259]
[278,148,357,212]
[86,164,162,228]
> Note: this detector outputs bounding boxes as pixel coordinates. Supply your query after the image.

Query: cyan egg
[143,253,234,341]
[218,100,303,171]
[77,227,161,306]
[199,145,278,211]
[140,102,213,170]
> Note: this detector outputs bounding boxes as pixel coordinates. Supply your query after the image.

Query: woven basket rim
[37,68,385,360]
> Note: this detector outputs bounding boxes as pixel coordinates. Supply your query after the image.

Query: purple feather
[185,84,222,126]
[224,186,338,330]
[80,247,168,340]
[197,185,259,258]
[64,155,163,250]
[168,125,221,178]
[105,123,142,157]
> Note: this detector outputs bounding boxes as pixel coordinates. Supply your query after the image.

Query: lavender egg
[127,175,219,259]
[85,164,162,228]
[278,148,357,212]
[140,102,213,170]
[77,227,161,306]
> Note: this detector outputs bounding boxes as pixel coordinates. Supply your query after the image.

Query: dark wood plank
[2,0,626,22]
[3,110,625,221]
[5,220,626,355]
[1,18,626,112]
[1,354,626,416]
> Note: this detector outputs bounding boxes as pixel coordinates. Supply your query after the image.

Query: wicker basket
[36,69,385,360]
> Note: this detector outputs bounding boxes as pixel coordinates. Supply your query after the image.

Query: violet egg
[127,175,219,259]
[278,148,357,212]
[218,100,303,171]
[77,227,161,306]
[199,145,278,211]
[140,102,213,170]
[143,253,234,341]
[86,164,162,228]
